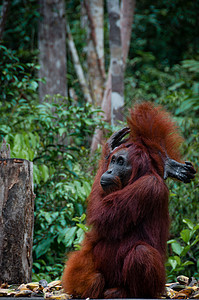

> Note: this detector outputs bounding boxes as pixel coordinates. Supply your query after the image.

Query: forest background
[0,0,199,282]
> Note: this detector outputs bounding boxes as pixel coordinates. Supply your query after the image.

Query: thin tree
[121,0,136,66]
[38,0,67,101]
[107,0,124,126]
[84,0,105,107]
[91,0,136,152]
[0,0,10,40]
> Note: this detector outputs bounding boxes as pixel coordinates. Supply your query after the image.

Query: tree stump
[0,140,34,284]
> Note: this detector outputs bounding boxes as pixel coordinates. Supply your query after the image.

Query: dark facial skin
[100,149,132,193]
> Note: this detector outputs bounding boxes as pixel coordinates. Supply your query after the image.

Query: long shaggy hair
[62,102,183,299]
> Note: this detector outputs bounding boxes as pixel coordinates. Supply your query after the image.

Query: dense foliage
[0,0,198,281]
[0,44,105,281]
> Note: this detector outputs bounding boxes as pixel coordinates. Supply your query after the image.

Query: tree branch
[66,20,92,104]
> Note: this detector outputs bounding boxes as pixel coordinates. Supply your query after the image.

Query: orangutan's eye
[111,156,116,163]
[117,157,124,165]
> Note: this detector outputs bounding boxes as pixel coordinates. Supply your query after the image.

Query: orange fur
[62,233,105,298]
[127,102,183,166]
[62,102,186,298]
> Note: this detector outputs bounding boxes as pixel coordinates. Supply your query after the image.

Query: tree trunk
[0,158,34,284]
[90,69,111,152]
[121,0,136,66]
[107,0,124,126]
[91,0,136,152]
[38,0,67,102]
[0,0,11,40]
[85,0,105,106]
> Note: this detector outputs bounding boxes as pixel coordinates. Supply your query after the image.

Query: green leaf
[180,229,191,243]
[0,125,11,134]
[190,236,199,247]
[43,212,52,224]
[183,219,194,230]
[80,213,86,222]
[27,148,35,161]
[182,59,199,73]
[33,165,41,184]
[168,257,177,270]
[58,128,67,136]
[170,193,176,197]
[33,262,41,269]
[168,81,185,91]
[171,242,182,255]
[75,227,85,244]
[182,261,194,267]
[77,223,89,232]
[174,256,181,266]
[83,181,91,197]
[193,224,199,231]
[35,237,53,258]
[29,80,38,91]
[180,245,191,256]
[39,164,49,182]
[57,227,68,244]
[63,227,77,247]
[13,133,22,149]
[167,239,177,244]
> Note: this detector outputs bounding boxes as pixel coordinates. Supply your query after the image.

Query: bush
[0,46,106,280]
[2,100,104,280]
[167,219,199,281]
